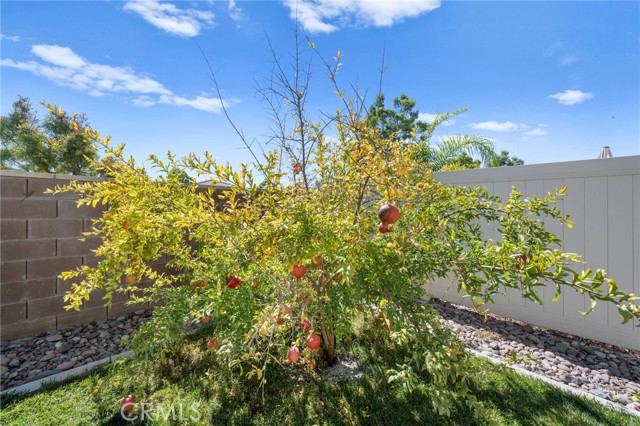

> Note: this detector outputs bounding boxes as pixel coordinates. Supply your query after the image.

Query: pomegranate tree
[54,43,639,416]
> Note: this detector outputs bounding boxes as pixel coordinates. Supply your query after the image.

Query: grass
[1,325,637,426]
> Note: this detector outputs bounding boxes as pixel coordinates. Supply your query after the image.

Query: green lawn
[1,326,637,426]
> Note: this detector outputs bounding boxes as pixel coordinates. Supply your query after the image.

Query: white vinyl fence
[429,155,640,350]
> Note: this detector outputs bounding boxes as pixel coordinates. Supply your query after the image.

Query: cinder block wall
[0,171,150,340]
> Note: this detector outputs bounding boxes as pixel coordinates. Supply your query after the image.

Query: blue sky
[1,1,639,169]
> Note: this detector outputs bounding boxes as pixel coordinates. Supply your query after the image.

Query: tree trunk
[321,325,337,366]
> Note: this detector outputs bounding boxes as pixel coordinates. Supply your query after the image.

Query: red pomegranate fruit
[378,204,400,225]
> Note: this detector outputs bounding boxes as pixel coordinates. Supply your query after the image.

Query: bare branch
[191,39,268,178]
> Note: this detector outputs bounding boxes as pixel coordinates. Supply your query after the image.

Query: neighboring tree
[365,93,431,143]
[488,150,525,167]
[420,135,496,171]
[441,152,481,171]
[365,93,496,170]
[0,96,100,175]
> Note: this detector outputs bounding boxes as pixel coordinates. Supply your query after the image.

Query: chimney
[596,146,613,159]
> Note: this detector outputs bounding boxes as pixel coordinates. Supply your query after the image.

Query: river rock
[56,361,76,371]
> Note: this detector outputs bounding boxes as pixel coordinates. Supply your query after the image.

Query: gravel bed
[425,298,640,412]
[0,310,152,391]
[1,301,639,414]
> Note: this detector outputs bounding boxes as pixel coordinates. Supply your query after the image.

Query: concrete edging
[468,348,640,418]
[0,351,132,396]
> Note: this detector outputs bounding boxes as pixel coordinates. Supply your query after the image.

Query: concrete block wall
[0,171,149,340]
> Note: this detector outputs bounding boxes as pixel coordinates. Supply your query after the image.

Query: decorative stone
[615,394,630,405]
[528,335,542,344]
[560,374,573,383]
[590,388,608,399]
[39,353,56,362]
[46,334,63,343]
[582,345,595,355]
[54,341,72,354]
[56,361,76,371]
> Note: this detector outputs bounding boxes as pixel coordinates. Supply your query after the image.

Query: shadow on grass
[468,364,635,426]
[1,326,636,426]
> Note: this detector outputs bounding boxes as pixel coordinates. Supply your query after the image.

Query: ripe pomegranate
[378,204,400,225]
[207,337,221,350]
[122,222,131,231]
[300,319,312,332]
[120,395,136,413]
[311,256,324,268]
[290,264,307,280]
[125,275,138,286]
[275,316,284,325]
[378,223,391,234]
[287,346,301,363]
[195,280,206,289]
[515,254,528,270]
[293,163,302,174]
[306,334,321,350]
[201,316,211,324]
[344,336,353,346]
[226,276,244,289]
[282,305,293,316]
[308,359,317,369]
[303,296,313,307]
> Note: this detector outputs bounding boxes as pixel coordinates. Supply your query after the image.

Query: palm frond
[424,135,496,170]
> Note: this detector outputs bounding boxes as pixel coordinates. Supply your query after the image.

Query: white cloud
[32,45,87,68]
[418,112,437,122]
[283,0,440,33]
[545,41,578,68]
[123,0,214,37]
[558,54,577,66]
[228,0,244,23]
[548,89,594,106]
[1,34,21,42]
[524,128,547,136]
[418,112,455,126]
[159,94,238,114]
[470,121,525,132]
[544,41,564,57]
[1,44,232,113]
[132,96,157,107]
